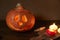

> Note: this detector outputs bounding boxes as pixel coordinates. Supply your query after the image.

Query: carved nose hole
[18,22,23,26]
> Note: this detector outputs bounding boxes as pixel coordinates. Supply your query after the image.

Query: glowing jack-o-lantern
[6,3,35,31]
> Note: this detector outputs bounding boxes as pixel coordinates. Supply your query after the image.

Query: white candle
[57,28,60,33]
[49,23,58,31]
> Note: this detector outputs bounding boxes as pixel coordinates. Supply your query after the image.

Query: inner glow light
[14,15,20,22]
[22,15,28,22]
[18,22,23,26]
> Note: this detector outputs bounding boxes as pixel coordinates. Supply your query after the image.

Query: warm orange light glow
[18,22,23,26]
[14,15,20,22]
[22,15,28,22]
[49,23,58,32]
[6,3,35,31]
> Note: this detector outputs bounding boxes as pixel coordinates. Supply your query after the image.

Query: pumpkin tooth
[22,15,28,22]
[18,22,23,26]
[14,15,20,22]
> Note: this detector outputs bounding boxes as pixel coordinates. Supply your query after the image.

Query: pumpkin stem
[16,3,21,7]
[16,3,23,10]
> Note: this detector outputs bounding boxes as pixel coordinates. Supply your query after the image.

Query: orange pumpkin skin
[6,4,35,31]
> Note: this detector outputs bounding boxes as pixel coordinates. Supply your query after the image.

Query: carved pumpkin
[6,3,35,31]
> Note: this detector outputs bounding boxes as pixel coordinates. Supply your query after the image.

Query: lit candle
[46,23,58,36]
[57,28,60,33]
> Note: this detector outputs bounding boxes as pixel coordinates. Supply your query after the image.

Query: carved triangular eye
[14,15,20,22]
[22,15,28,22]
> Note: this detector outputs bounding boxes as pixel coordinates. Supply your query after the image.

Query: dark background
[1,0,60,20]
